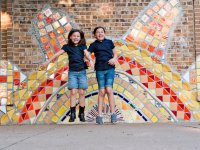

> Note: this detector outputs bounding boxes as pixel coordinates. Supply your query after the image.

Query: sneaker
[111,113,117,123]
[96,116,103,124]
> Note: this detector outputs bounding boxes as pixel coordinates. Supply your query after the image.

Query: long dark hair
[68,29,86,46]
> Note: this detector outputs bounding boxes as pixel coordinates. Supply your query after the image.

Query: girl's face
[70,32,81,45]
[95,28,105,41]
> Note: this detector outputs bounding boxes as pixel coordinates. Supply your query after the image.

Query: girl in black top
[42,29,93,122]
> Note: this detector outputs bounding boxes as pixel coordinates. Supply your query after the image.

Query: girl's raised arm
[84,49,94,69]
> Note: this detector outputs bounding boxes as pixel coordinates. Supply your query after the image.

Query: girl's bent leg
[98,89,106,116]
[105,87,115,114]
[69,89,77,122]
[70,89,77,107]
[78,89,85,107]
[78,89,86,122]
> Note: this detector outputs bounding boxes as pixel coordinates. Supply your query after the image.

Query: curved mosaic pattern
[1,0,200,125]
[36,72,171,124]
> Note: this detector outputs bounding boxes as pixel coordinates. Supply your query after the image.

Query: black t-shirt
[88,39,115,71]
[62,44,88,71]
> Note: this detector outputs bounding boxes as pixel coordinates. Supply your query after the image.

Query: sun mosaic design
[0,0,200,125]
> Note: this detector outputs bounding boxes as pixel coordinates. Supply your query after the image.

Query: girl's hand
[108,58,116,66]
[88,60,94,69]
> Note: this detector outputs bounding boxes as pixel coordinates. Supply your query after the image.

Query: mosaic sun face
[1,0,200,125]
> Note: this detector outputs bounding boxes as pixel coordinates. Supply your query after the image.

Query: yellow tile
[164,72,172,79]
[7,63,12,70]
[37,71,46,79]
[117,86,124,93]
[52,116,59,123]
[58,54,68,62]
[22,91,31,99]
[57,61,65,69]
[182,82,191,90]
[179,93,187,103]
[113,83,118,90]
[162,64,171,72]
[28,72,37,80]
[17,101,25,110]
[7,83,13,89]
[141,50,150,57]
[124,91,134,100]
[151,116,158,123]
[56,105,67,117]
[174,81,182,89]
[92,84,98,90]
[142,108,153,118]
[12,113,20,123]
[172,73,181,81]
[193,112,200,120]
[18,89,27,99]
[197,76,200,82]
[38,75,47,83]
[1,114,9,124]
[127,44,137,50]
[196,62,200,69]
[87,86,93,93]
[7,76,13,82]
[59,88,65,94]
[154,64,162,72]
[197,69,200,75]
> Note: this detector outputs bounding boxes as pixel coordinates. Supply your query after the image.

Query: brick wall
[195,0,200,56]
[1,0,200,73]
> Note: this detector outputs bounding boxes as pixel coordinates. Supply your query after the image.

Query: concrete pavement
[0,123,200,150]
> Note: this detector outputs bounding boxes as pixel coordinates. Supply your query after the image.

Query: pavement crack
[0,126,57,150]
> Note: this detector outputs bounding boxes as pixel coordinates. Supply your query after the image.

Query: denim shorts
[96,68,115,89]
[68,70,88,90]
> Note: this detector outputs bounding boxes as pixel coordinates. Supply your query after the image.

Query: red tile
[125,34,134,42]
[184,113,191,120]
[118,60,124,65]
[157,96,163,101]
[126,70,132,75]
[22,107,27,113]
[40,81,46,87]
[125,57,131,62]
[143,83,148,88]
[61,81,66,86]
[46,94,51,100]
[18,116,23,124]
[172,111,177,116]
[14,79,20,86]
[148,45,155,52]
[32,96,39,102]
[28,104,34,111]
[35,109,40,115]
[147,70,153,75]
[148,76,154,82]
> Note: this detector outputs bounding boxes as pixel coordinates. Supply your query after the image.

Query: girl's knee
[78,89,85,96]
[70,89,77,96]
[99,89,106,96]
[105,87,113,94]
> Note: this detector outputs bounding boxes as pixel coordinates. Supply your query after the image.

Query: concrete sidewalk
[0,123,200,150]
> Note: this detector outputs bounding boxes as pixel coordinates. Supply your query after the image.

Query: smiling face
[70,31,81,45]
[94,27,105,41]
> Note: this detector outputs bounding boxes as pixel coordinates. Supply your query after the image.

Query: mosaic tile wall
[0,0,200,125]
